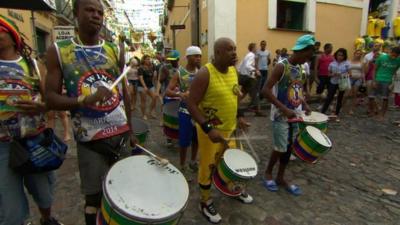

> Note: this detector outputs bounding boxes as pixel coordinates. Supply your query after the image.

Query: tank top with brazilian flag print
[178,66,197,114]
[270,58,307,121]
[0,57,45,140]
[199,63,239,132]
[55,38,129,142]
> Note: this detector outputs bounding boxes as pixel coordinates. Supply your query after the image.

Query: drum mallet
[136,144,169,166]
[109,66,131,90]
[240,130,261,163]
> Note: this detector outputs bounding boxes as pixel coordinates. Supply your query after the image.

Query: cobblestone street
[28,103,400,225]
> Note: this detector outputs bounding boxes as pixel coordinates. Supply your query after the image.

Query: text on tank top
[0,57,45,140]
[271,58,306,121]
[199,63,239,132]
[55,38,129,142]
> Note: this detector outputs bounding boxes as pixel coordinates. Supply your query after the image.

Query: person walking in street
[347,49,365,115]
[0,15,63,225]
[262,34,313,196]
[138,55,158,120]
[166,46,202,180]
[364,42,382,116]
[315,43,334,102]
[369,46,400,121]
[272,49,281,66]
[45,0,136,224]
[279,48,289,61]
[187,38,252,224]
[159,50,181,147]
[126,57,140,111]
[256,40,271,98]
[309,41,322,94]
[238,43,265,116]
[321,48,351,122]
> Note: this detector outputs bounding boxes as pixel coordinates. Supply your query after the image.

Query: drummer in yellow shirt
[367,16,377,37]
[187,37,250,224]
[393,17,400,37]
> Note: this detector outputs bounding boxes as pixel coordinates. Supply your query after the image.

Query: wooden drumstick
[240,130,261,163]
[136,144,169,166]
[109,66,131,90]
[226,135,267,141]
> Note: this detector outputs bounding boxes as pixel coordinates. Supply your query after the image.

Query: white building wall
[207,0,236,59]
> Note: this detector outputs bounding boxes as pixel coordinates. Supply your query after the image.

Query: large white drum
[98,155,189,225]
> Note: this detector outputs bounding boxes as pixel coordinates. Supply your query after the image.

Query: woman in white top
[127,57,140,110]
[347,49,364,115]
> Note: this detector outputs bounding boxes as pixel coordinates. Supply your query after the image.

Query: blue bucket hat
[166,50,180,61]
[292,34,315,51]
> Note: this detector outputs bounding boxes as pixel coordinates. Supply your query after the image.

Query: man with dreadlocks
[46,0,136,224]
[0,16,63,225]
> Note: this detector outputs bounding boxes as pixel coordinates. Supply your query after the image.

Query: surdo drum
[98,155,189,225]
[293,126,332,163]
[212,149,258,197]
[162,101,180,140]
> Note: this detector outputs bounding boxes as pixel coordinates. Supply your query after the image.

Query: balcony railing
[55,0,74,24]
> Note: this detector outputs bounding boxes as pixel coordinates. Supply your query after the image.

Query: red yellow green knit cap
[0,15,22,50]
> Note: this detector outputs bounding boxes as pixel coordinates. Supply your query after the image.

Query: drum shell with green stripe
[298,128,331,154]
[163,101,180,139]
[101,196,181,225]
[131,118,149,145]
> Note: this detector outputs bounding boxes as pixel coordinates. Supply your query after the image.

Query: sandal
[262,179,279,192]
[285,184,302,196]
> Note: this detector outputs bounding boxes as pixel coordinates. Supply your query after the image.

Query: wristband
[77,95,86,106]
[237,108,245,118]
[200,122,213,134]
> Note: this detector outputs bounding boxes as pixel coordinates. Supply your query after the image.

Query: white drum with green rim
[213,149,258,196]
[300,111,328,132]
[294,126,332,163]
[99,155,189,225]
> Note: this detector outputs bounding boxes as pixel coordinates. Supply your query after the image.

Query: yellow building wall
[315,3,362,54]
[0,9,34,47]
[165,0,192,60]
[236,0,362,66]
[0,9,56,55]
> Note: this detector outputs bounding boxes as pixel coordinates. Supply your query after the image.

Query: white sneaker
[199,200,222,224]
[290,154,297,161]
[235,192,254,204]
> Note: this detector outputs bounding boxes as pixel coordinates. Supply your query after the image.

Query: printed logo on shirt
[77,70,120,112]
[287,80,304,107]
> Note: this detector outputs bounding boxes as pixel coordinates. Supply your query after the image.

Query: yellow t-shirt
[354,38,365,50]
[199,63,239,132]
[367,18,377,37]
[374,19,385,37]
[393,17,400,37]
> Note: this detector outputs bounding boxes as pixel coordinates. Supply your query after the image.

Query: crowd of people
[1,0,400,225]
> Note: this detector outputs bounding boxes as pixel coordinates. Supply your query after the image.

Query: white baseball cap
[186,46,202,56]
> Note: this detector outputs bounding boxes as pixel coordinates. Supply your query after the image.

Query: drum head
[104,155,189,223]
[131,118,149,134]
[223,149,258,178]
[302,111,328,123]
[163,100,180,117]
[305,126,332,148]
